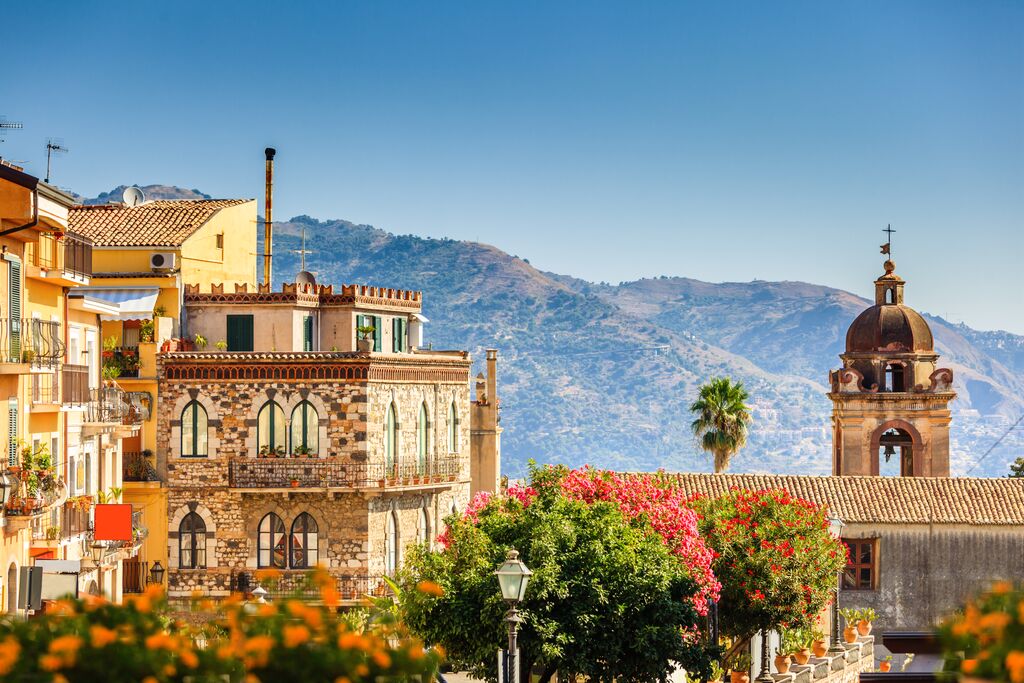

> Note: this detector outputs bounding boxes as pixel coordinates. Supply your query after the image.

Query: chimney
[263,147,276,286]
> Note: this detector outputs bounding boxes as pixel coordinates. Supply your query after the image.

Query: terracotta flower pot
[794,649,811,665]
[843,626,858,643]
[812,640,828,658]
[775,655,792,674]
[290,480,299,488]
[879,662,891,672]
[730,671,750,683]
[857,620,872,636]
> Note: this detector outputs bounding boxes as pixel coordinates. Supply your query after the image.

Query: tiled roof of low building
[69,199,252,247]
[634,473,1024,525]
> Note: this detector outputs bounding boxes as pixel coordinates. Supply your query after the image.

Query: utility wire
[964,413,1024,476]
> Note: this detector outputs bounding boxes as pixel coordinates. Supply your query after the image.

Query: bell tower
[828,258,956,477]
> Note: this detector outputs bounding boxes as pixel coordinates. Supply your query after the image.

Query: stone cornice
[183,282,423,311]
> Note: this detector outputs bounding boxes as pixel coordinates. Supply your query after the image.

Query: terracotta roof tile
[627,473,1024,525]
[69,199,253,247]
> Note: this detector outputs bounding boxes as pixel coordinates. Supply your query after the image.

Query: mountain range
[87,185,1024,477]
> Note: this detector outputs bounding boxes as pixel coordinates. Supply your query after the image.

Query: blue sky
[3,1,1022,333]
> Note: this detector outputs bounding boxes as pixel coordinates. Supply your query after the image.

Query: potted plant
[45,526,60,541]
[728,652,752,683]
[774,648,792,674]
[290,478,300,488]
[215,340,228,351]
[879,655,892,672]
[293,445,315,459]
[139,318,155,343]
[356,325,376,352]
[194,333,208,350]
[857,607,876,636]
[840,608,860,643]
[791,627,812,665]
[811,627,828,658]
[21,348,35,364]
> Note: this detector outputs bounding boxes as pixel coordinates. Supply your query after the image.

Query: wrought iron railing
[228,455,461,489]
[61,500,91,536]
[30,231,92,279]
[123,559,149,594]
[123,451,160,482]
[31,371,60,403]
[61,364,90,404]
[231,570,390,602]
[0,318,64,366]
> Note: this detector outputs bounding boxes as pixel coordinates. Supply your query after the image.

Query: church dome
[295,270,316,287]
[845,304,933,353]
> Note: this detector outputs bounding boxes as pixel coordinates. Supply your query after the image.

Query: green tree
[689,377,752,473]
[1009,457,1024,478]
[399,479,713,683]
[688,489,847,660]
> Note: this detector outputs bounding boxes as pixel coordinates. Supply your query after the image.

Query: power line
[964,413,1024,476]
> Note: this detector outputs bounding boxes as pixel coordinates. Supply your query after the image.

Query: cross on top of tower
[880,224,895,259]
[290,222,314,272]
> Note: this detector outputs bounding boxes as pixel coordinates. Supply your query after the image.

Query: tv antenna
[290,222,314,271]
[45,138,69,183]
[0,117,23,143]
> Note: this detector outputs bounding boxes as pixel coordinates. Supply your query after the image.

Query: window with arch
[181,400,208,457]
[258,512,287,568]
[257,400,286,456]
[290,401,319,456]
[179,512,206,569]
[384,403,398,476]
[385,510,399,575]
[447,401,458,453]
[417,507,430,547]
[290,512,319,569]
[884,364,905,392]
[885,288,895,304]
[417,403,428,474]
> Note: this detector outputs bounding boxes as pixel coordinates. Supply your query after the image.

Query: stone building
[160,274,493,600]
[828,259,955,477]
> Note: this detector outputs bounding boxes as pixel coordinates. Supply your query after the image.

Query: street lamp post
[827,515,846,655]
[148,560,165,586]
[495,548,532,683]
[755,630,773,683]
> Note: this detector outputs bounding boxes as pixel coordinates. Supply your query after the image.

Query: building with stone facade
[159,274,494,601]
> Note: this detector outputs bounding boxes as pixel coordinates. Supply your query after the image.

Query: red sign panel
[94,504,133,542]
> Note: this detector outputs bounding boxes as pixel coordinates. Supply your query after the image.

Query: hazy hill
[82,186,1024,477]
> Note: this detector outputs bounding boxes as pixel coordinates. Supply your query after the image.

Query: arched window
[447,401,458,453]
[384,403,398,477]
[181,400,208,457]
[290,401,319,456]
[884,364,905,392]
[385,510,399,575]
[417,507,429,546]
[885,288,895,304]
[257,513,287,568]
[290,512,319,569]
[179,512,206,569]
[417,403,428,475]
[257,401,286,456]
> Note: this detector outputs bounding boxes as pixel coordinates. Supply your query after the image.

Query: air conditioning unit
[150,252,176,271]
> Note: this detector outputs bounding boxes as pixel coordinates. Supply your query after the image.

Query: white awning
[68,288,160,321]
[411,313,429,323]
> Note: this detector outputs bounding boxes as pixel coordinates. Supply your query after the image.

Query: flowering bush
[938,581,1024,682]
[0,573,441,682]
[688,488,847,647]
[403,467,714,683]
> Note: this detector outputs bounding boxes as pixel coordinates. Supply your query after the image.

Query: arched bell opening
[873,424,918,477]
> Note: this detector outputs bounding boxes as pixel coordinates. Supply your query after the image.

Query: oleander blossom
[555,466,720,614]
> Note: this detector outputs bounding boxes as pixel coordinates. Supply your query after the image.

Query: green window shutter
[303,316,313,351]
[397,318,407,352]
[373,316,382,352]
[7,399,17,467]
[392,318,399,353]
[226,315,254,352]
[8,259,21,361]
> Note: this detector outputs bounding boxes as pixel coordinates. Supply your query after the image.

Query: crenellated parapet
[183,281,422,310]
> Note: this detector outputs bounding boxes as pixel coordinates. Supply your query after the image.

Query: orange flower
[372,650,392,668]
[89,625,118,649]
[355,664,370,677]
[244,675,262,683]
[163,664,176,677]
[180,649,199,669]
[39,654,63,672]
[335,678,352,683]
[48,635,83,656]
[53,675,70,683]
[143,677,159,683]
[338,633,369,650]
[257,603,276,617]
[145,633,175,651]
[283,624,311,648]
[417,580,444,597]
[1018,600,1024,625]
[1007,651,1024,683]
[979,612,1012,632]
[321,586,340,609]
[992,581,1013,595]
[255,568,281,582]
[962,659,978,674]
[0,637,20,676]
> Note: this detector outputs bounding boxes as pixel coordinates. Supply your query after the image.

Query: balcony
[3,470,66,531]
[26,231,92,286]
[61,364,91,405]
[228,455,461,492]
[83,385,144,436]
[31,371,60,407]
[0,318,64,370]
[123,451,160,482]
[231,570,390,603]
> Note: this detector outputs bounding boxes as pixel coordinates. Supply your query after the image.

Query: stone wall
[840,523,1024,630]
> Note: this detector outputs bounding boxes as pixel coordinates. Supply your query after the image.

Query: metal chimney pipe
[263,147,276,286]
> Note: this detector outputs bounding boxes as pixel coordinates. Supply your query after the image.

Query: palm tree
[690,377,753,473]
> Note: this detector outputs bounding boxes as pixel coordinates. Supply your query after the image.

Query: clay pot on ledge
[879,661,891,672]
[843,626,858,643]
[812,640,828,658]
[794,648,811,666]
[775,654,792,674]
[356,337,374,352]
[730,671,750,683]
[290,479,300,488]
[857,620,872,637]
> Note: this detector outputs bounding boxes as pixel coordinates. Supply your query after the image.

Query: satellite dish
[122,186,145,207]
